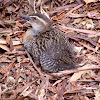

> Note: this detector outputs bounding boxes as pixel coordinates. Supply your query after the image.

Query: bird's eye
[30,16,37,20]
[33,17,37,20]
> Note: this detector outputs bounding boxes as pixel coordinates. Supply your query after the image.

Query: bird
[20,13,77,73]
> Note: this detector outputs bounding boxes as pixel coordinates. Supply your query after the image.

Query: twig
[5,51,26,55]
[79,42,99,53]
[50,4,78,15]
[51,65,100,77]
[66,4,84,17]
[63,87,96,95]
[58,26,99,34]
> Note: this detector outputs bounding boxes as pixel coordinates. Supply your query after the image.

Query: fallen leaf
[86,54,100,64]
[0,39,6,44]
[94,90,100,100]
[0,44,9,51]
[69,13,86,18]
[20,87,33,96]
[70,70,90,82]
[84,0,98,4]
[0,38,21,45]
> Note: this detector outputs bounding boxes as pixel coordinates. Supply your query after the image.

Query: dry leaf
[13,41,21,45]
[0,39,6,44]
[6,76,15,87]
[0,44,9,51]
[70,71,90,82]
[69,13,86,18]
[20,87,33,96]
[84,0,98,4]
[87,12,100,19]
[0,38,21,45]
[94,90,100,100]
[86,54,100,64]
[80,19,94,29]
[40,88,45,97]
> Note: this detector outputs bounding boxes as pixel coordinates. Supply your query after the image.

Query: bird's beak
[20,15,30,21]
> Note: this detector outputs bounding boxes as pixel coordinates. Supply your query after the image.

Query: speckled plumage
[22,13,76,73]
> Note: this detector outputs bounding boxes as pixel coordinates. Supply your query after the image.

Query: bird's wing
[39,31,76,72]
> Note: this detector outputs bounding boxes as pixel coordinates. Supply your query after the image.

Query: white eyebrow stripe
[30,16,47,25]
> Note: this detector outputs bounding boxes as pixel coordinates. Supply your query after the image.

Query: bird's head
[20,13,52,34]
